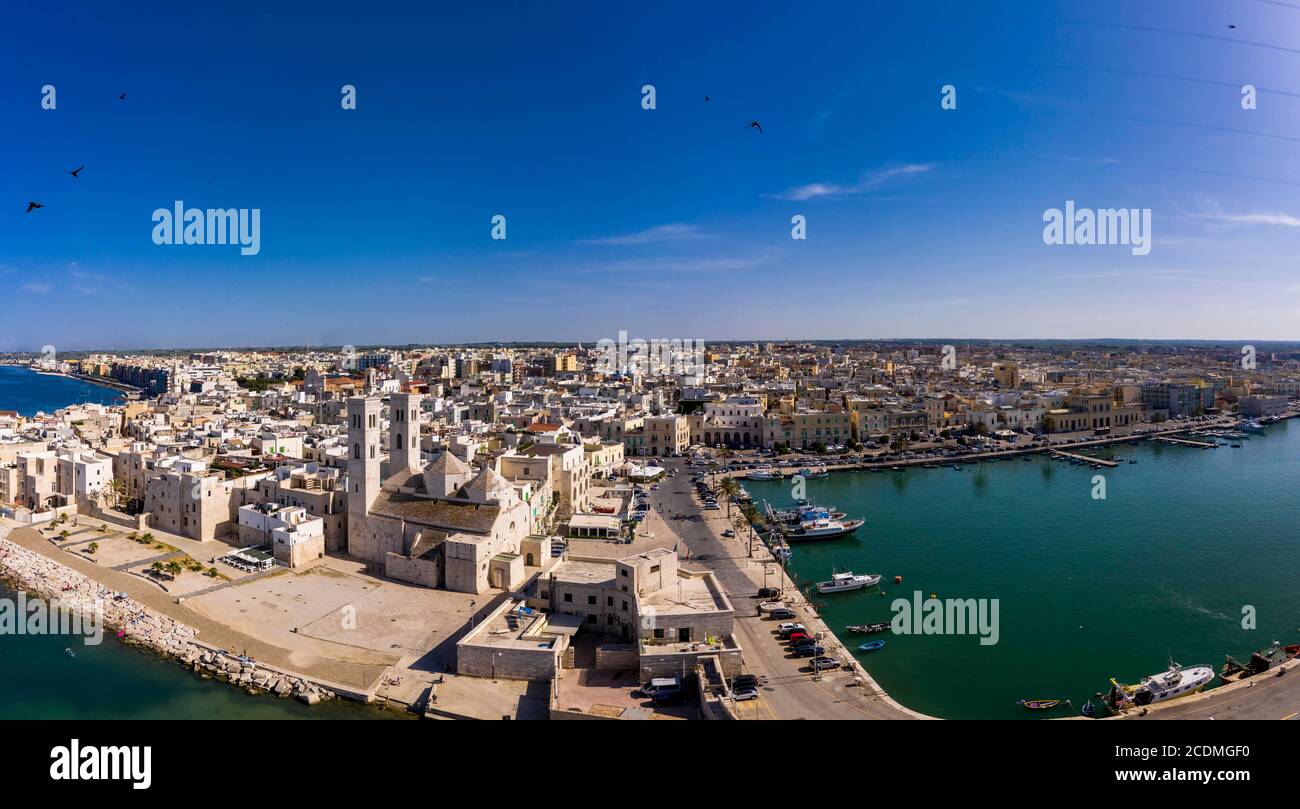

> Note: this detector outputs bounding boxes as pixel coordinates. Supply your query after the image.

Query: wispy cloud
[577,223,706,246]
[769,163,934,201]
[1198,212,1300,227]
[568,248,780,275]
[22,282,53,294]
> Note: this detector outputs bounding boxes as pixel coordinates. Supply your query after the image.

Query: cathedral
[345,394,544,594]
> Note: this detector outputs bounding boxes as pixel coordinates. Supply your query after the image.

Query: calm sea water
[0,365,125,416]
[745,422,1300,719]
[0,582,399,720]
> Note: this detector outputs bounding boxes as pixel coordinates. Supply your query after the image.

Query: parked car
[776,622,806,636]
[792,644,825,657]
[637,677,681,698]
[721,529,735,538]
[786,631,812,643]
[768,608,797,620]
[756,587,781,600]
[811,657,840,672]
[732,684,760,701]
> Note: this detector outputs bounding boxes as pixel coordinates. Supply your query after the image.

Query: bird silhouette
[746,120,763,134]
[26,202,44,213]
[705,95,710,102]
[68,165,84,178]
[1227,24,1236,29]
[118,92,127,100]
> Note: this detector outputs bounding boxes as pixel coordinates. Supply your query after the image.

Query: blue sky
[3,0,1300,350]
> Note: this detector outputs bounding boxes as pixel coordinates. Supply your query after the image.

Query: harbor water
[744,422,1300,719]
[0,365,125,416]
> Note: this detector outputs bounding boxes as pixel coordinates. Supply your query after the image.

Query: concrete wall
[639,647,742,681]
[384,551,441,588]
[456,643,559,681]
[594,644,637,671]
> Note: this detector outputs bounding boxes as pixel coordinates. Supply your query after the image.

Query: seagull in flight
[746,120,762,134]
[1227,24,1236,29]
[25,202,44,213]
[118,92,127,100]
[67,165,84,178]
[704,95,710,102]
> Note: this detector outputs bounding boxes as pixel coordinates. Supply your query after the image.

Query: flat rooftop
[639,572,730,616]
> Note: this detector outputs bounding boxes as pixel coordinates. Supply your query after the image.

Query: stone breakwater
[0,531,336,706]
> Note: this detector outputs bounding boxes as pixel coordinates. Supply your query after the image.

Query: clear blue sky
[3,0,1300,350]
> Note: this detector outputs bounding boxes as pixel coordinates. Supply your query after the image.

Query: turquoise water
[0,365,125,416]
[745,423,1300,719]
[0,584,398,719]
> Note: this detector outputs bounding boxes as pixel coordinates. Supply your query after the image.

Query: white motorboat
[1104,662,1215,710]
[788,517,865,541]
[815,571,882,594]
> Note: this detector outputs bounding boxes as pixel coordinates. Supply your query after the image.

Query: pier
[1050,450,1119,467]
[1154,436,1218,449]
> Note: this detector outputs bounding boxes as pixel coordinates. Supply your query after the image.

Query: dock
[1050,450,1119,467]
[1155,436,1218,449]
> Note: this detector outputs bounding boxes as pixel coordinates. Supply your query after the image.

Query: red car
[787,631,811,643]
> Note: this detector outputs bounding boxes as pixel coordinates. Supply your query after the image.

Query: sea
[0,365,396,719]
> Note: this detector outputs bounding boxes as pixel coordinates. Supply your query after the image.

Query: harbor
[739,416,1300,719]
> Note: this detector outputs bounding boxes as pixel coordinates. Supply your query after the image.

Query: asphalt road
[641,457,922,720]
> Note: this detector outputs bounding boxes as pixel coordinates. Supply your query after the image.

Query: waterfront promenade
[1,520,394,694]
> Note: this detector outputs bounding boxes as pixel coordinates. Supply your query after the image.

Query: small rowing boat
[858,640,886,652]
[1018,698,1069,710]
[846,622,891,633]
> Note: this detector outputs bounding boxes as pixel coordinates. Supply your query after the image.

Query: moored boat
[1221,642,1300,683]
[858,640,886,652]
[1104,661,1215,710]
[846,622,891,633]
[815,571,881,593]
[788,517,865,541]
[1018,698,1069,711]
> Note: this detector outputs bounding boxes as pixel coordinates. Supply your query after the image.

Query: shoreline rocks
[0,531,337,706]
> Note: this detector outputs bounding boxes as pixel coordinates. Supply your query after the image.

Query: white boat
[816,571,882,593]
[788,517,865,541]
[1105,662,1215,710]
[1239,420,1265,433]
[747,469,781,480]
[798,467,829,479]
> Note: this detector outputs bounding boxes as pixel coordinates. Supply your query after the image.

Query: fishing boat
[858,640,886,652]
[798,467,829,479]
[747,469,781,481]
[1104,661,1215,710]
[1240,419,1265,433]
[815,570,881,594]
[1018,698,1069,711]
[846,622,891,633]
[788,516,865,541]
[1220,642,1300,683]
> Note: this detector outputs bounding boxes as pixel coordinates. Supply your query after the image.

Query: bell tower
[346,396,382,560]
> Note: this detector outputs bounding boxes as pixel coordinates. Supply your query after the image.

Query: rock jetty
[0,530,336,705]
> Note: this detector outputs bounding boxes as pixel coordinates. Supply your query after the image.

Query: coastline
[0,526,342,708]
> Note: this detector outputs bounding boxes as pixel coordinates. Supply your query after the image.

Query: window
[587,595,596,605]
[563,593,572,603]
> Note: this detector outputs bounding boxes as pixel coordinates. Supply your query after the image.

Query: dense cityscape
[1,339,1296,720]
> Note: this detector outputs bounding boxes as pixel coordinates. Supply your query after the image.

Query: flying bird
[67,165,84,178]
[1227,24,1236,29]
[26,202,44,213]
[746,120,762,134]
[118,92,127,100]
[704,95,710,102]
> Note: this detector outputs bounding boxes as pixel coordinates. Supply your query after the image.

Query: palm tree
[738,503,761,558]
[164,560,183,577]
[718,477,741,519]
